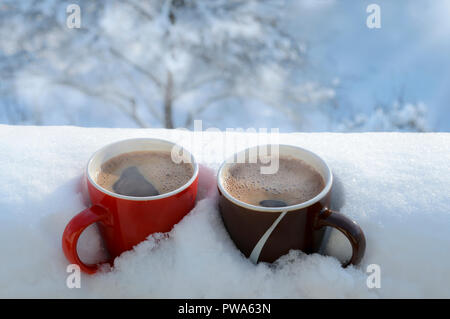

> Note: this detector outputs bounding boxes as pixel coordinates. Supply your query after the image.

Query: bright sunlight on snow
[0,125,449,298]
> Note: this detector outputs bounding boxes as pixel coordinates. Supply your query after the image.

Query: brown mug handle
[317,208,366,267]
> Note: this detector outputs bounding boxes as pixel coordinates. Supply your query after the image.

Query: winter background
[0,1,450,298]
[2,0,450,131]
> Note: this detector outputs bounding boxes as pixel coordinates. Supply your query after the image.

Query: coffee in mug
[62,138,199,274]
[222,156,325,208]
[97,151,194,197]
[217,144,366,266]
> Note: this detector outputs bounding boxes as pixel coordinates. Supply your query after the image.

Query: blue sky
[286,0,450,131]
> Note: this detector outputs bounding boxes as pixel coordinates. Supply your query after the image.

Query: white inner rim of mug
[87,138,199,201]
[217,144,333,212]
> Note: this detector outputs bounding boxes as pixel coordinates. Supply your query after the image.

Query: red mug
[62,138,199,274]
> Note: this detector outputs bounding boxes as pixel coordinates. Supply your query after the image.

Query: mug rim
[217,144,333,212]
[86,138,199,201]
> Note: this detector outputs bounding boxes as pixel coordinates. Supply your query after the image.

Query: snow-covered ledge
[1,125,449,298]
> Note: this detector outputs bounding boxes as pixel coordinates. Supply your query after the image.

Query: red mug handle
[62,205,109,274]
[317,208,366,267]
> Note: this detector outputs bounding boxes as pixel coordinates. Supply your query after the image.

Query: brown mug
[217,144,366,267]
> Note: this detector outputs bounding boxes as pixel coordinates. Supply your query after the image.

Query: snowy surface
[0,125,449,298]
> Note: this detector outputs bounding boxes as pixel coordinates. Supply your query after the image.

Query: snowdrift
[0,125,449,298]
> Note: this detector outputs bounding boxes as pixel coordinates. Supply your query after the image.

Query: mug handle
[62,205,109,274]
[317,208,366,267]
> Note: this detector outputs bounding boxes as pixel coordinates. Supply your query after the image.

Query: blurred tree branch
[0,0,335,129]
[54,79,150,128]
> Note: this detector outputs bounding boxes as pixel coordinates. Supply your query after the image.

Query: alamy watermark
[168,120,281,174]
[66,264,81,288]
[65,262,381,289]
[66,4,81,29]
[65,3,381,30]
[366,4,381,29]
[61,3,382,291]
[366,264,381,289]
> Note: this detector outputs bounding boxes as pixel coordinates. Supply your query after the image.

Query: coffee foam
[222,156,325,207]
[96,151,194,196]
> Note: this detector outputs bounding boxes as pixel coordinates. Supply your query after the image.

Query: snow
[0,124,449,298]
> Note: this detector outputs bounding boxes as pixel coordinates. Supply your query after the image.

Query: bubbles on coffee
[222,156,325,207]
[96,151,194,197]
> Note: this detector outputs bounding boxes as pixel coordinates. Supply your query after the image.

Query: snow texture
[0,125,449,298]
